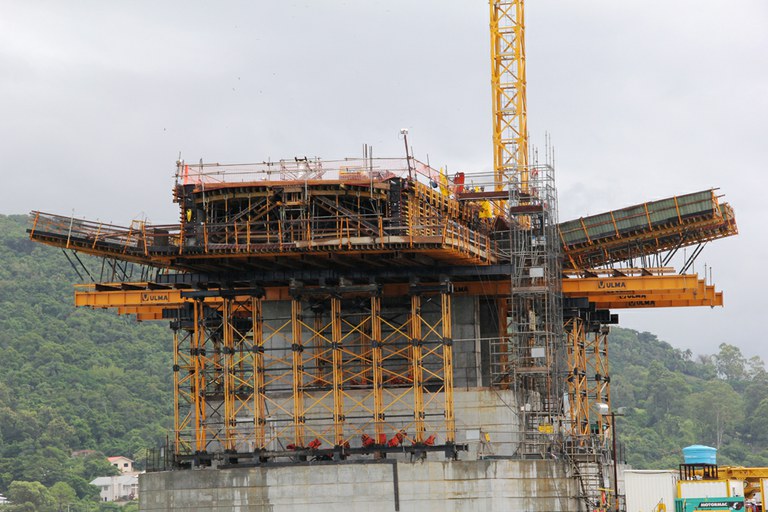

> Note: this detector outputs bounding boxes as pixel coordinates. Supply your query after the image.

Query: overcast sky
[1,1,766,358]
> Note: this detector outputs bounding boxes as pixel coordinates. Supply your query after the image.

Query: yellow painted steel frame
[565,318,612,447]
[75,273,724,314]
[192,301,209,453]
[252,298,266,450]
[172,326,194,456]
[566,317,590,439]
[224,297,260,453]
[442,292,455,443]
[167,288,456,458]
[490,0,528,193]
[588,328,611,446]
[410,295,425,443]
[371,297,385,442]
[291,299,306,448]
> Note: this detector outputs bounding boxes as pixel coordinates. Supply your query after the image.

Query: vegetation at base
[0,215,169,510]
[0,213,765,508]
[610,329,768,468]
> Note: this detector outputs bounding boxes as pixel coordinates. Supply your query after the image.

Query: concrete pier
[140,459,580,511]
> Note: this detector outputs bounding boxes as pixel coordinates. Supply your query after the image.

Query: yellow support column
[252,298,266,451]
[566,317,590,440]
[331,297,345,447]
[192,300,208,454]
[291,299,305,448]
[411,294,425,443]
[222,299,236,452]
[370,295,385,443]
[589,328,612,443]
[441,291,455,444]
[173,327,182,455]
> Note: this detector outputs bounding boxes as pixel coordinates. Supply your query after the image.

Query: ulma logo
[597,280,626,289]
[141,292,170,303]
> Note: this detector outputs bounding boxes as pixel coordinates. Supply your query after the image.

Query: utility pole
[612,411,620,512]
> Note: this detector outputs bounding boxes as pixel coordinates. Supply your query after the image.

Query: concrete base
[140,459,580,511]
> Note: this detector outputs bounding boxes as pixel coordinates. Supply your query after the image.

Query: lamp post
[611,410,619,512]
[596,402,623,512]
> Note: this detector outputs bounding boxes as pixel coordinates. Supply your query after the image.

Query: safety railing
[30,209,499,265]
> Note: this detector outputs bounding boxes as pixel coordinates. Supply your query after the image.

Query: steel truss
[168,285,457,465]
[564,311,613,448]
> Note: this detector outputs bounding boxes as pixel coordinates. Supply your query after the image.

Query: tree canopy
[0,215,169,508]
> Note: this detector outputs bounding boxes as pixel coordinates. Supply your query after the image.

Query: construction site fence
[177,157,437,186]
[176,158,555,196]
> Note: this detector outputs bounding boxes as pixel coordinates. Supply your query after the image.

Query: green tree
[6,481,53,511]
[642,361,690,424]
[745,397,768,446]
[49,481,77,512]
[686,380,743,449]
[747,355,767,382]
[714,343,747,381]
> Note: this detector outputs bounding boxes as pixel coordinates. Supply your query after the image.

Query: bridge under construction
[26,2,739,511]
[28,156,736,510]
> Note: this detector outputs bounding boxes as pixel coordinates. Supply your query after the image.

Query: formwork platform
[558,189,737,270]
[30,159,497,272]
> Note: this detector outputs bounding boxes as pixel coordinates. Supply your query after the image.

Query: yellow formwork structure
[147,285,459,460]
[566,317,590,439]
[74,273,723,316]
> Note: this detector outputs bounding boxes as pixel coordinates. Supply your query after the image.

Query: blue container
[682,445,717,465]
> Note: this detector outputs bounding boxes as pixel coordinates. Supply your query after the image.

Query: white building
[107,456,135,474]
[90,474,138,502]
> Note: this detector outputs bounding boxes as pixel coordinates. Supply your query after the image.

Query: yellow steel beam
[80,273,723,317]
[591,296,723,309]
[561,274,701,294]
[88,275,704,305]
[583,287,720,304]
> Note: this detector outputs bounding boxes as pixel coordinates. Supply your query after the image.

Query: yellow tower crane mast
[490,0,528,194]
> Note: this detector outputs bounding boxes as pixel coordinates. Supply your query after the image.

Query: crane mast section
[490,0,528,193]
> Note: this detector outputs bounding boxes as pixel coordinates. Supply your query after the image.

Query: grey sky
[1,1,766,358]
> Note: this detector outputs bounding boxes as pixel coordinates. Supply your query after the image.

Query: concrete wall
[258,295,486,390]
[222,388,523,460]
[201,295,505,455]
[140,459,581,512]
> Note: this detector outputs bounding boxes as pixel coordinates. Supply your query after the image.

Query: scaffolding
[29,159,497,272]
[29,154,737,476]
[465,163,564,458]
[160,281,460,466]
[558,189,737,270]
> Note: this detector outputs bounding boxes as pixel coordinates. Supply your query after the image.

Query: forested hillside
[610,328,768,468]
[0,213,765,509]
[0,215,170,511]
